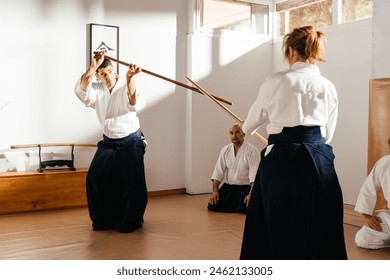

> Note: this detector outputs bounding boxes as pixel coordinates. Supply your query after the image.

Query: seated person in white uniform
[354,152,390,249]
[208,125,260,213]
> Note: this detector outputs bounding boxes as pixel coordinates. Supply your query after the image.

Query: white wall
[0,0,376,205]
[322,20,372,205]
[186,33,272,194]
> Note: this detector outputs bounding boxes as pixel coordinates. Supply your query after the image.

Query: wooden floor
[0,194,389,260]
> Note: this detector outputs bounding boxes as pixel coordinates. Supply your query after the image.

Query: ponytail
[283,26,326,63]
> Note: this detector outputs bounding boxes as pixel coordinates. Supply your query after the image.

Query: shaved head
[230,125,245,145]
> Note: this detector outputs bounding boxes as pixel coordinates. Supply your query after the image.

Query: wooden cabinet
[0,169,88,215]
[368,78,390,210]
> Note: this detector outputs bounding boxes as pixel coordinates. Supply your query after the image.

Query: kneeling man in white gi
[208,124,260,213]
[355,154,390,249]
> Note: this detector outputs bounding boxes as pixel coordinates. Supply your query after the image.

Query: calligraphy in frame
[86,23,119,74]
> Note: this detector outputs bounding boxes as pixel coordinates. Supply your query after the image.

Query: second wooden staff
[186,76,268,145]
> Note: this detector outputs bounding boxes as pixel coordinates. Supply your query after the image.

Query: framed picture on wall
[86,23,119,74]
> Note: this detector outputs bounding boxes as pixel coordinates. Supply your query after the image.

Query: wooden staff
[186,76,268,145]
[11,143,96,149]
[104,55,233,106]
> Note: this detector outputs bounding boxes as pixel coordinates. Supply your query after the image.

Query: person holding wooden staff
[74,51,147,233]
[239,26,347,259]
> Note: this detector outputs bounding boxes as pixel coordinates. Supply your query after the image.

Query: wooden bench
[0,169,89,215]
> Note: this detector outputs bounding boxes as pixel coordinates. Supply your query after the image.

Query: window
[198,0,270,36]
[276,0,373,36]
[277,0,332,36]
[341,0,372,24]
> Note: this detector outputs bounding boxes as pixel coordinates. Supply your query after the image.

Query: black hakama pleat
[86,130,148,233]
[208,184,251,213]
[240,126,347,260]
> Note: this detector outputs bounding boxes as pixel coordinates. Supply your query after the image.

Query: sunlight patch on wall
[218,38,268,67]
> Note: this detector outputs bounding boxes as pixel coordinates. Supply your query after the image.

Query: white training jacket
[242,62,338,144]
[355,155,390,215]
[75,78,145,139]
[211,141,260,186]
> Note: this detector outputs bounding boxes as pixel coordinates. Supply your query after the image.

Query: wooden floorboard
[0,194,389,260]
[344,204,364,227]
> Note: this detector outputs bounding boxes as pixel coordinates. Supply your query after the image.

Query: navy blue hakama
[208,184,251,214]
[86,130,148,233]
[240,126,347,259]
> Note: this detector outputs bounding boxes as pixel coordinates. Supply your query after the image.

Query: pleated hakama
[208,184,251,214]
[86,130,148,233]
[240,126,347,259]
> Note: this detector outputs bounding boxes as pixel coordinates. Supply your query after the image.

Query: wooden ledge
[10,143,96,149]
[0,168,89,177]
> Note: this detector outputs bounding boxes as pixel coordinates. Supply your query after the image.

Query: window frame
[194,0,273,41]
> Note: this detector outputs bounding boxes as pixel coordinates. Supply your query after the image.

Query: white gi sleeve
[324,82,338,144]
[242,79,270,135]
[211,146,228,182]
[354,157,386,214]
[129,88,146,112]
[74,78,97,109]
[247,144,260,184]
